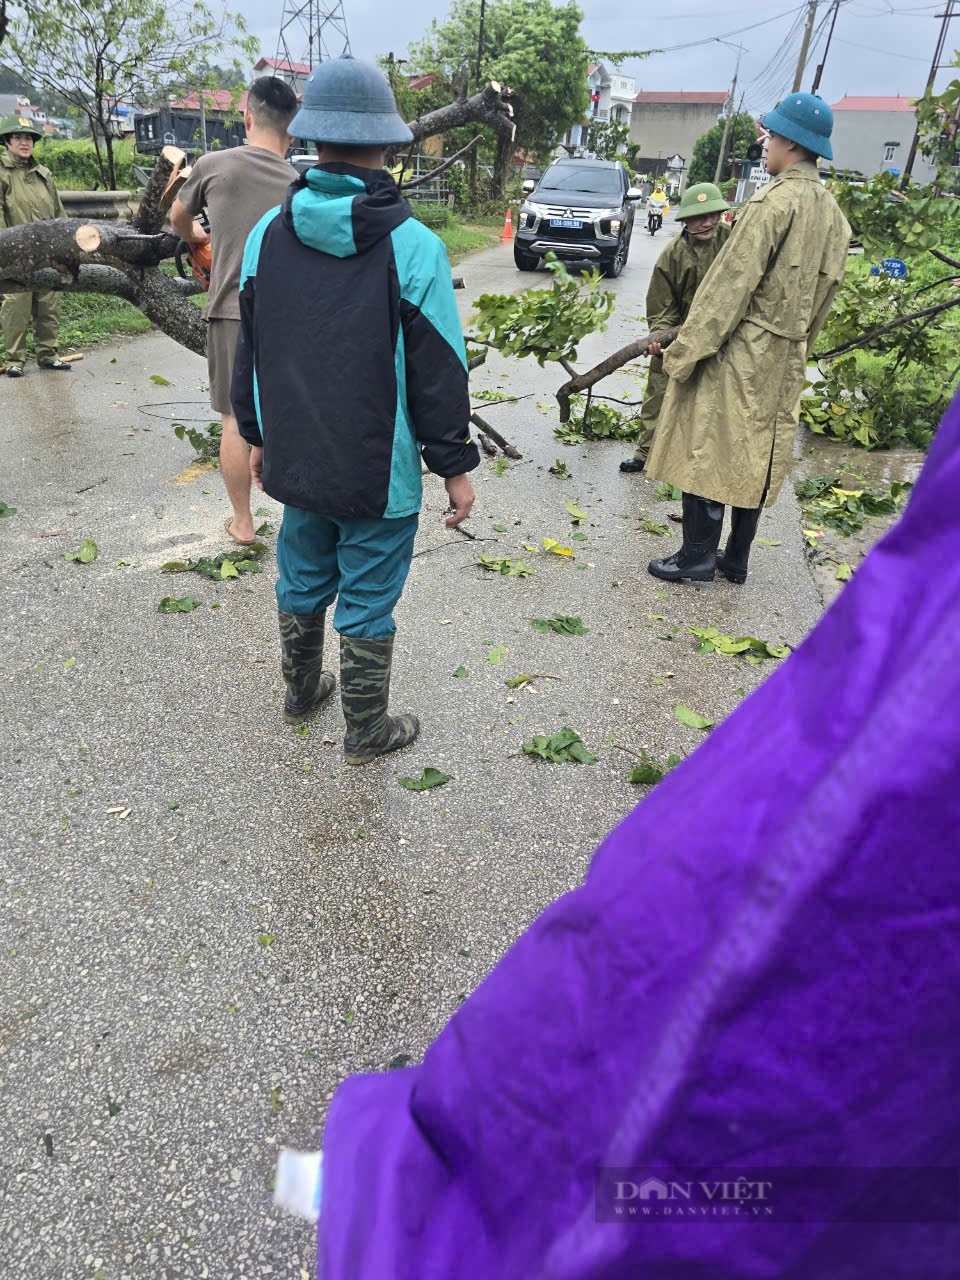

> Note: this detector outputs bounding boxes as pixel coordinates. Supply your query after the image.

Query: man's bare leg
[219,410,256,542]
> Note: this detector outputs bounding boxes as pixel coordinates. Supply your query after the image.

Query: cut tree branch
[555,328,679,422]
[407,81,517,146]
[133,145,188,234]
[931,247,960,271]
[814,296,960,360]
[399,134,482,190]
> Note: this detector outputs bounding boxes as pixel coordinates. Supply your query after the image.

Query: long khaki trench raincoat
[0,149,66,365]
[633,219,732,460]
[647,163,850,508]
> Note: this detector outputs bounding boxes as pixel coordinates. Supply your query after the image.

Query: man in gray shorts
[171,77,298,544]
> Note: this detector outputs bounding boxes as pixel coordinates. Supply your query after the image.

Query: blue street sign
[880,257,907,279]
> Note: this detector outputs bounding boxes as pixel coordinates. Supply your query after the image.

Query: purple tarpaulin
[318,396,960,1278]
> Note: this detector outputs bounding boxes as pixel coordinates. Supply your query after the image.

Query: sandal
[5,364,23,378]
[39,358,72,371]
[224,516,255,546]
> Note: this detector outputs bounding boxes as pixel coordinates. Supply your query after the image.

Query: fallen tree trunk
[0,81,518,359]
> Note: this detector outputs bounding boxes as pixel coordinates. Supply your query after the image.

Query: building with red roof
[830,94,938,184]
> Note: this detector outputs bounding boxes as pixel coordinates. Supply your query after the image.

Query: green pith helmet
[0,114,44,142]
[675,182,728,220]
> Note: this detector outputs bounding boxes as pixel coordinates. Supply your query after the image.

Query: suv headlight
[596,209,623,237]
[520,201,546,229]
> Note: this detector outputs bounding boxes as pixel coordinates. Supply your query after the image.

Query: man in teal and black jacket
[232,55,479,766]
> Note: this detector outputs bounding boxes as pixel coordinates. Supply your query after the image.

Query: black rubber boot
[340,635,419,766]
[619,456,645,473]
[648,493,724,583]
[278,610,336,724]
[716,501,765,585]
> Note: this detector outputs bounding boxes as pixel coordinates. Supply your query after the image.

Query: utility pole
[811,0,840,94]
[792,1,819,94]
[905,0,957,178]
[713,44,744,185]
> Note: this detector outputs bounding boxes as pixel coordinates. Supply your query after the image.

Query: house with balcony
[830,96,938,185]
[628,90,729,188]
[562,62,636,154]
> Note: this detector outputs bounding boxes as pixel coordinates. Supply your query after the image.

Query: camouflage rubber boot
[339,635,419,766]
[278,610,336,724]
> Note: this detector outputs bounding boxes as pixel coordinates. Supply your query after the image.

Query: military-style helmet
[675,182,729,220]
[761,92,833,162]
[289,54,413,146]
[0,114,43,141]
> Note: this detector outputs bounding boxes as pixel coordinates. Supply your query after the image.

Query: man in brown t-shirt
[171,77,298,544]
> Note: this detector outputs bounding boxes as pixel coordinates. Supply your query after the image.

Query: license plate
[549,218,582,229]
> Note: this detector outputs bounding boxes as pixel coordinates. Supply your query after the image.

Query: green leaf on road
[522,727,597,764]
[689,626,791,661]
[64,538,98,564]
[675,703,715,731]
[220,559,239,579]
[565,500,589,522]
[452,666,470,678]
[531,614,588,636]
[0,500,16,517]
[492,524,507,532]
[257,933,276,947]
[757,538,781,546]
[628,749,683,786]
[835,562,853,581]
[63,657,76,671]
[158,595,201,613]
[270,1086,284,1114]
[487,644,507,665]
[477,550,535,577]
[149,373,171,385]
[399,767,452,791]
[640,520,669,536]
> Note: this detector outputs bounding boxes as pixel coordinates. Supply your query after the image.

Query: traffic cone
[500,208,514,241]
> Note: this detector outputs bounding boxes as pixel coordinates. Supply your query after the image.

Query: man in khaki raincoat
[620,182,732,473]
[647,94,850,585]
[0,115,70,377]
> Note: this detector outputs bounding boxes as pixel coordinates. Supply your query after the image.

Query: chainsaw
[174,212,212,289]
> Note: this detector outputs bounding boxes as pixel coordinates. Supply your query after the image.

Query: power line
[833,34,931,58]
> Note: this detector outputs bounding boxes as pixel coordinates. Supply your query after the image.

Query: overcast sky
[239,0,947,118]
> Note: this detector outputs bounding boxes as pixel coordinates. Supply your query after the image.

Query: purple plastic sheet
[318,395,960,1279]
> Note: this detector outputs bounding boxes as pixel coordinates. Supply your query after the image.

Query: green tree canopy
[688,111,757,185]
[8,0,256,188]
[407,0,590,163]
[588,118,629,163]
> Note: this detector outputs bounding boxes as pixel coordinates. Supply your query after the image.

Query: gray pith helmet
[289,54,414,146]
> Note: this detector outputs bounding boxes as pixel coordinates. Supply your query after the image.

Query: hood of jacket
[283,162,411,259]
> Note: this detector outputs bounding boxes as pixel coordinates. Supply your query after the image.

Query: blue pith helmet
[761,92,834,161]
[290,54,413,146]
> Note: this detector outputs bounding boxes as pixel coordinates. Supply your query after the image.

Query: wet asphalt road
[1,222,823,1278]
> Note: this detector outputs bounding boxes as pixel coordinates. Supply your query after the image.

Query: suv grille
[540,205,596,219]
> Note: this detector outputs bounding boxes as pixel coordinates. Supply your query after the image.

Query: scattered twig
[477,431,497,456]
[76,477,108,494]
[470,411,521,458]
[611,742,647,761]
[467,351,487,371]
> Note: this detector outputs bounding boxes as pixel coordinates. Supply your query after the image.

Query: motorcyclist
[647,184,668,234]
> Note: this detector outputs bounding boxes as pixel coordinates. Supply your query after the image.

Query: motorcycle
[647,208,663,235]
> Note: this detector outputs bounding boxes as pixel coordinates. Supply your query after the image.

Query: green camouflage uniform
[0,147,66,366]
[633,219,731,462]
